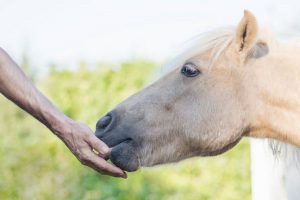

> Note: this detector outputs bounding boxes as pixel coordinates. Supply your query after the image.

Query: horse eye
[181,63,200,77]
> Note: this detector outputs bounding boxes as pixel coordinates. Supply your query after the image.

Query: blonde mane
[163,27,235,73]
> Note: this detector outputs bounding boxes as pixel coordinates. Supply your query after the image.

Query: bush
[0,60,251,200]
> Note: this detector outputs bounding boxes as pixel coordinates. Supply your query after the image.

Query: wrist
[44,109,74,137]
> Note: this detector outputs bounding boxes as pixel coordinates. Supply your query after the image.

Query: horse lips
[110,140,139,172]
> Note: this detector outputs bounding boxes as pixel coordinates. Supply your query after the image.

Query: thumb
[89,134,111,158]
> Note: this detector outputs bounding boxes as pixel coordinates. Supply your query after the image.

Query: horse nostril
[96,114,112,130]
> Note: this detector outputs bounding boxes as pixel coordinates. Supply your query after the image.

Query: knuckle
[77,154,85,162]
[79,122,90,131]
[76,147,84,156]
[80,158,90,165]
[82,132,92,140]
[87,133,94,140]
[78,153,91,164]
[80,159,87,165]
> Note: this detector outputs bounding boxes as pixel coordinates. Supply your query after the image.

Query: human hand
[56,119,127,178]
[0,48,126,178]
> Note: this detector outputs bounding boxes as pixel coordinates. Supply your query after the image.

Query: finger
[89,162,128,179]
[88,134,110,157]
[86,151,127,178]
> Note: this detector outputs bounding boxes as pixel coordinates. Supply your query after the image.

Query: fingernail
[121,172,127,179]
[102,146,110,153]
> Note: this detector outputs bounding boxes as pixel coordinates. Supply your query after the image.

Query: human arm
[0,48,126,178]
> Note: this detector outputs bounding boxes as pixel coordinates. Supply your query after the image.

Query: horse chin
[201,137,242,157]
[109,140,140,172]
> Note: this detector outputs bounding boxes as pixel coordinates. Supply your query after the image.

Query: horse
[95,10,300,172]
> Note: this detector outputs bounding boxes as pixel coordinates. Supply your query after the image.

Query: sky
[0,0,300,70]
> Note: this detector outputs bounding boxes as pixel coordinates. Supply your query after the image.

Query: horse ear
[235,10,258,55]
[247,42,269,59]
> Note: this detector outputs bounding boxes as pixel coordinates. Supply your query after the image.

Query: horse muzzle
[95,111,141,172]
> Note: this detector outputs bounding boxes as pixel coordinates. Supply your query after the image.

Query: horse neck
[246,43,300,147]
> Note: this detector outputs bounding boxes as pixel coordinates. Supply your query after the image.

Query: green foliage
[0,60,251,200]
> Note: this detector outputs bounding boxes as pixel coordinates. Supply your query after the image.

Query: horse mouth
[109,139,141,172]
[95,124,141,172]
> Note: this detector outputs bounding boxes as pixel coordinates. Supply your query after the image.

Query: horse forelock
[162,26,235,73]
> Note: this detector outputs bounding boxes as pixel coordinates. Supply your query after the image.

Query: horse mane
[181,26,235,63]
[162,26,235,73]
[269,139,300,167]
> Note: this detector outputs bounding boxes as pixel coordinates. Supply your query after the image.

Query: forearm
[0,48,70,135]
[0,48,126,177]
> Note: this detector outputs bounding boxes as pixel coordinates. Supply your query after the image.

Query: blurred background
[0,0,300,199]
